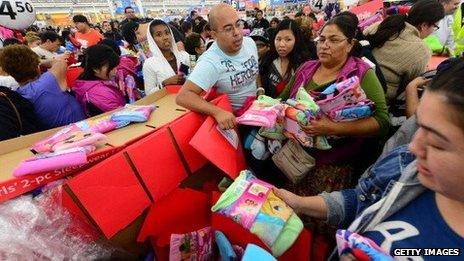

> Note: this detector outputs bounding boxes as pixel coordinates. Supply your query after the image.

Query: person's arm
[405,77,430,118]
[444,16,455,56]
[49,58,68,91]
[142,59,160,95]
[303,115,380,137]
[176,80,236,129]
[273,188,327,219]
[303,70,389,137]
[256,73,265,96]
[176,56,236,130]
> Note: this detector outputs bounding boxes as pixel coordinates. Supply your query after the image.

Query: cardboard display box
[0,87,189,203]
[57,92,246,255]
[1,85,253,258]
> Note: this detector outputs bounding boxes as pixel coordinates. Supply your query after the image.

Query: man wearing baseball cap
[249,28,270,61]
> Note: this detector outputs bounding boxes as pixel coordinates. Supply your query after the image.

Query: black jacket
[0,86,41,141]
[253,18,270,29]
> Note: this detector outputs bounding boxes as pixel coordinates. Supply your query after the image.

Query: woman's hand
[406,76,430,94]
[273,188,302,213]
[301,115,337,136]
[405,76,430,118]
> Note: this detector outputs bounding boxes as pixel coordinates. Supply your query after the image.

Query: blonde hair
[294,16,314,40]
[25,31,40,45]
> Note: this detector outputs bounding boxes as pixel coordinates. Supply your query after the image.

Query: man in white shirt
[425,0,461,55]
[32,31,62,61]
[176,3,259,130]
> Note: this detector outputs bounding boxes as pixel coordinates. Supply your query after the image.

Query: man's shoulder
[242,37,257,53]
[243,36,255,45]
[198,46,222,62]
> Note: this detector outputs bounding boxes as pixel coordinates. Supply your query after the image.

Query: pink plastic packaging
[13,146,95,177]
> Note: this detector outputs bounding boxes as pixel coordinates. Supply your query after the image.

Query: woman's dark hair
[149,19,170,38]
[365,0,444,48]
[39,30,61,43]
[194,19,208,34]
[241,19,251,30]
[260,19,311,96]
[109,21,119,32]
[3,38,22,46]
[61,30,72,42]
[270,17,280,26]
[121,21,139,45]
[322,12,363,57]
[79,44,120,81]
[185,33,203,56]
[181,21,192,34]
[99,38,122,56]
[429,58,464,129]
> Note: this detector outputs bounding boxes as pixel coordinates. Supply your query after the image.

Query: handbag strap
[0,91,23,135]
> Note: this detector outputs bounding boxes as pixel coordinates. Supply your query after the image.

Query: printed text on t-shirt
[222,56,258,90]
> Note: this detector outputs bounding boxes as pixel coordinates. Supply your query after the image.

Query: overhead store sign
[113,0,140,14]
[0,0,36,30]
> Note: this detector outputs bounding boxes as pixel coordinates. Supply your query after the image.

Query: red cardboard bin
[65,152,151,238]
[125,127,189,201]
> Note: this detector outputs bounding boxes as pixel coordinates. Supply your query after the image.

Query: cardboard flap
[210,94,233,112]
[126,127,188,200]
[169,112,208,173]
[66,67,83,88]
[203,87,220,101]
[165,85,182,93]
[189,116,245,180]
[61,187,101,240]
[137,188,211,243]
[66,153,151,238]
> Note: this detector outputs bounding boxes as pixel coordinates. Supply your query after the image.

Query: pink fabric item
[116,56,141,102]
[13,148,91,177]
[32,124,83,153]
[72,79,126,117]
[236,112,277,129]
[283,116,313,147]
[359,13,383,31]
[51,132,105,152]
[32,125,106,154]
[235,96,256,117]
[312,77,367,114]
[0,26,14,39]
[236,105,281,129]
[289,57,371,99]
